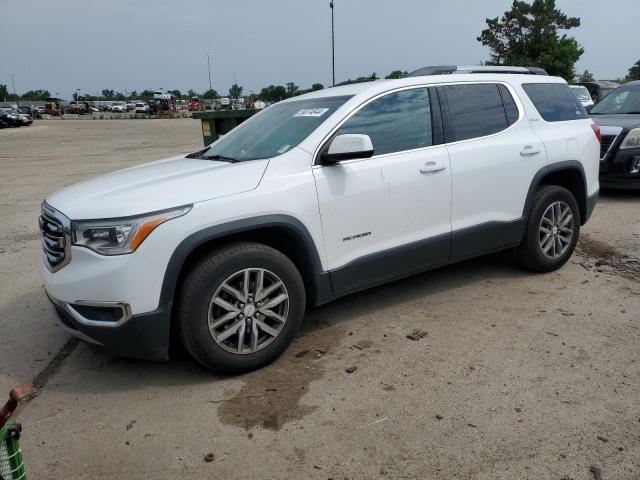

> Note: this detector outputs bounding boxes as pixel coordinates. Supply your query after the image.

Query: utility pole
[11,74,16,96]
[330,1,335,86]
[207,52,214,94]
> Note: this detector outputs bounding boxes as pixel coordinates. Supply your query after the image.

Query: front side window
[442,84,510,141]
[336,88,432,156]
[523,83,588,122]
[203,95,352,161]
[590,87,640,115]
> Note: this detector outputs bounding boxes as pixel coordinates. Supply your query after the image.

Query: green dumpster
[192,109,258,146]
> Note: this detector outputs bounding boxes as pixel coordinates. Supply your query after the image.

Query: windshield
[571,87,591,102]
[591,87,640,114]
[202,95,352,161]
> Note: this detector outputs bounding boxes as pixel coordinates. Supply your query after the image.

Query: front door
[312,87,452,296]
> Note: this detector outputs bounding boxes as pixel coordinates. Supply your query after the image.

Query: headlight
[72,205,191,255]
[620,128,640,150]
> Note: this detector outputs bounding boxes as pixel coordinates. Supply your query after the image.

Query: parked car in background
[570,85,595,109]
[578,81,620,103]
[0,109,13,128]
[590,81,640,189]
[15,108,34,125]
[65,101,89,115]
[17,106,40,119]
[187,97,203,111]
[39,66,599,373]
[219,97,231,110]
[0,107,32,126]
[111,101,127,112]
[134,102,149,113]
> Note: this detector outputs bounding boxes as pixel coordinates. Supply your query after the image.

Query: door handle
[520,146,542,156]
[420,161,447,173]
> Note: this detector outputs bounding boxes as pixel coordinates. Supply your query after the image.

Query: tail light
[591,123,601,143]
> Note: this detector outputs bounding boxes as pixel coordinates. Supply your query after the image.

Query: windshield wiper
[205,154,241,163]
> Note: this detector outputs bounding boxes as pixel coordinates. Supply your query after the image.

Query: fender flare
[522,160,589,222]
[158,214,329,307]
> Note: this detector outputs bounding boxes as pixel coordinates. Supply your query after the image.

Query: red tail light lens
[591,123,601,143]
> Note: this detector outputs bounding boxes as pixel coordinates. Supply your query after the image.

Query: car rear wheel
[178,242,306,373]
[516,185,580,272]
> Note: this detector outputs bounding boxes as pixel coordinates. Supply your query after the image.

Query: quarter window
[442,84,512,142]
[337,88,432,156]
[523,83,588,122]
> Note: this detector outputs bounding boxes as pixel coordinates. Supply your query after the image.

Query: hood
[591,114,640,130]
[46,154,269,219]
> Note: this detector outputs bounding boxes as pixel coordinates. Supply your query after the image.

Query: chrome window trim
[312,80,524,166]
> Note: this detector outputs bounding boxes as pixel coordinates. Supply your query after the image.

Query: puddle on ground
[216,317,346,431]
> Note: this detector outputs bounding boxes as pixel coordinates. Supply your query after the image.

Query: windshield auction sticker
[294,108,329,117]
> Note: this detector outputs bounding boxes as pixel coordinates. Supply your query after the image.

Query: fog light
[631,157,640,174]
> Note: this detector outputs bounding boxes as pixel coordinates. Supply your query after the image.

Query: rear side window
[337,88,432,156]
[441,84,511,142]
[523,83,588,122]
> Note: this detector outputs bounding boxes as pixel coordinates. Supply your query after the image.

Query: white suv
[40,66,600,373]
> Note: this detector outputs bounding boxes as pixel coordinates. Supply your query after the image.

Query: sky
[1,0,638,99]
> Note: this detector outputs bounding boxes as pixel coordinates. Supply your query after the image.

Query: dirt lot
[0,120,638,479]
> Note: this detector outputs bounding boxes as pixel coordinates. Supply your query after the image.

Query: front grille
[39,204,71,272]
[600,134,618,160]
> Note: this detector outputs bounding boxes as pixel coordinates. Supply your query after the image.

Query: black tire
[178,241,306,374]
[516,185,580,272]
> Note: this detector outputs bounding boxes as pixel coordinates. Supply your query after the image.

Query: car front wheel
[178,242,306,373]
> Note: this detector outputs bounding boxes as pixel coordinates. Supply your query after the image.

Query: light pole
[207,52,214,95]
[330,1,335,86]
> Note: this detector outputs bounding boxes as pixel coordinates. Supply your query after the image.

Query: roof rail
[407,65,548,77]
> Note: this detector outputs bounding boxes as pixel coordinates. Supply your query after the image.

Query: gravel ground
[0,120,638,479]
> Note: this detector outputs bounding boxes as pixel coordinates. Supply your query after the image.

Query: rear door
[438,82,547,262]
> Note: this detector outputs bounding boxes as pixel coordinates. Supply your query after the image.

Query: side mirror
[321,134,374,164]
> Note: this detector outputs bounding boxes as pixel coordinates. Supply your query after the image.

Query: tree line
[0,70,406,103]
[3,1,639,104]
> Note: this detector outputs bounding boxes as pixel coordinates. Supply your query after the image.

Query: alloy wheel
[538,201,574,260]
[208,268,289,354]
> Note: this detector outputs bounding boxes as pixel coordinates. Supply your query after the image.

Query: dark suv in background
[579,81,620,104]
[591,81,640,189]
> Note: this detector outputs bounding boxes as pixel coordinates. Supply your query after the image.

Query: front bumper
[600,147,640,190]
[42,245,172,360]
[48,292,171,361]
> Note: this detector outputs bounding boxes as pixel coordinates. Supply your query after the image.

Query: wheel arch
[159,215,331,313]
[524,161,589,225]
